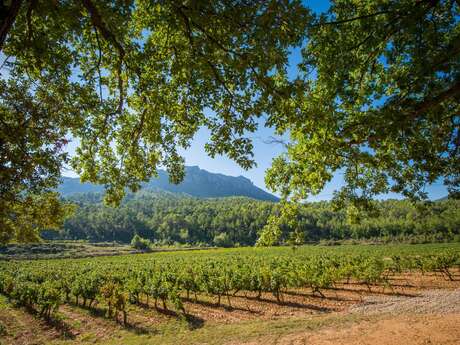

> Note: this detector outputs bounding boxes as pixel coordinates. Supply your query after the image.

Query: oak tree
[0,0,308,242]
[1,0,459,243]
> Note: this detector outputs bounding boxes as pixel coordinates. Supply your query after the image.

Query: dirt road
[236,289,460,345]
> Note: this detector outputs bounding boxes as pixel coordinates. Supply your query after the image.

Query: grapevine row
[0,250,458,324]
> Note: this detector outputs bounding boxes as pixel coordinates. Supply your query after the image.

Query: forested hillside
[43,192,460,246]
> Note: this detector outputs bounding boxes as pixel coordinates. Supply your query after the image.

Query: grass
[0,241,217,261]
[0,241,138,260]
[45,309,364,345]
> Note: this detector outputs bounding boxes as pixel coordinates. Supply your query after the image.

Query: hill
[58,166,278,202]
[43,192,460,245]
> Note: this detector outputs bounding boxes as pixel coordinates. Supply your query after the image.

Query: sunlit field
[1,243,459,344]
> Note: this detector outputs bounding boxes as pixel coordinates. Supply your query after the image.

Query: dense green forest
[42,192,460,246]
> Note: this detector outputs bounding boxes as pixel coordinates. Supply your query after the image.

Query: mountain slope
[58,166,279,202]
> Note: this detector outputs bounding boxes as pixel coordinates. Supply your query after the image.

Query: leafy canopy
[266,0,460,205]
[1,0,459,243]
[259,0,460,245]
[1,0,308,242]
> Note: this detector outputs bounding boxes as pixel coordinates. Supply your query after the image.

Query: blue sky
[63,0,449,201]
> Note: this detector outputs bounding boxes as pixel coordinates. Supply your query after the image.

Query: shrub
[130,235,151,251]
[213,232,233,248]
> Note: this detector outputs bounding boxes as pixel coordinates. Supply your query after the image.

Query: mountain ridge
[58,166,279,202]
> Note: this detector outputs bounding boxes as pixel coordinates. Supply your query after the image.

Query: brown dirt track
[245,314,460,345]
[235,288,460,345]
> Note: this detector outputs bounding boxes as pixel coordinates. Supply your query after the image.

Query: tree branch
[262,136,288,147]
[206,60,235,98]
[411,79,460,117]
[341,80,460,146]
[311,0,436,28]
[176,6,194,48]
[80,0,124,58]
[311,10,392,28]
[0,0,23,53]
[26,0,37,44]
[94,28,103,103]
[80,0,125,113]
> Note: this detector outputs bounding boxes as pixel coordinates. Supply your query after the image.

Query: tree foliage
[44,192,460,246]
[130,234,151,251]
[0,78,76,242]
[1,0,309,242]
[265,0,460,205]
[1,0,459,242]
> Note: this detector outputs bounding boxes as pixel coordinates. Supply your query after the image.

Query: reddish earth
[238,313,460,345]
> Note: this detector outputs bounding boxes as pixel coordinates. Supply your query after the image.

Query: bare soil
[242,313,460,345]
[234,279,460,345]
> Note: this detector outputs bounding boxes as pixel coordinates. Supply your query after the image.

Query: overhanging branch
[80,0,125,113]
[0,0,23,53]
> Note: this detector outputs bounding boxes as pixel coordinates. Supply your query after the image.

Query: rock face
[58,166,279,202]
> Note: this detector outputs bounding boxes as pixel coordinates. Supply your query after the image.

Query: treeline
[43,191,460,246]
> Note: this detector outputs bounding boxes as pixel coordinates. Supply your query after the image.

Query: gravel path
[236,289,460,345]
[350,288,460,315]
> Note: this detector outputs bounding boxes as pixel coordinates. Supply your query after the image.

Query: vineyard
[0,244,459,335]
